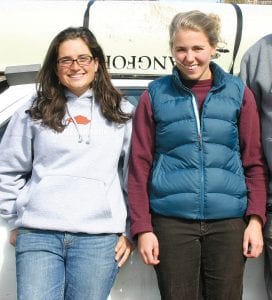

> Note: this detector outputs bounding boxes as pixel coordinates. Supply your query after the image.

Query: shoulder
[148,75,174,102]
[148,75,172,90]
[227,73,245,87]
[243,34,272,60]
[212,62,245,89]
[14,94,36,119]
[251,34,272,50]
[227,75,246,97]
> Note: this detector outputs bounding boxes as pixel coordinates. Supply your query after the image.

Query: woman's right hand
[138,232,160,265]
[9,229,18,246]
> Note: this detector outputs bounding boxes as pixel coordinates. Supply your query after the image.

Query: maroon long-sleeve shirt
[128,78,268,239]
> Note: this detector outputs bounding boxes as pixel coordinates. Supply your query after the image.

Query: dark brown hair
[27,27,131,132]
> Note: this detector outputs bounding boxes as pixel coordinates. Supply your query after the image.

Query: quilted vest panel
[148,64,247,220]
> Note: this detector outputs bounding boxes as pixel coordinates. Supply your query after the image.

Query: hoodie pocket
[21,175,111,224]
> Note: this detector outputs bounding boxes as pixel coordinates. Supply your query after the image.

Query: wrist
[249,215,263,227]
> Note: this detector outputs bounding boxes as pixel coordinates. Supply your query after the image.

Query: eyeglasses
[57,55,94,67]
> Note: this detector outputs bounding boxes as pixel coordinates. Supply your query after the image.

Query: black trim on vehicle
[0,73,8,94]
[229,3,243,74]
[111,73,160,80]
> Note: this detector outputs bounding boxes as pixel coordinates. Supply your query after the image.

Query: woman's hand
[243,215,263,258]
[115,235,134,267]
[9,229,18,246]
[138,232,160,265]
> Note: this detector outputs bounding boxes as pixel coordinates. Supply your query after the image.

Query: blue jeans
[15,228,119,300]
[152,214,246,300]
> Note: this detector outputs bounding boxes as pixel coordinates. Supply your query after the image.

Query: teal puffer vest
[148,63,247,220]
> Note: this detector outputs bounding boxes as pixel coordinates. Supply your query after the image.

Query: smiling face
[171,29,216,81]
[56,38,98,96]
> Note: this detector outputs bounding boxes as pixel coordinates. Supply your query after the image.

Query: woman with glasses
[128,10,267,300]
[0,26,134,300]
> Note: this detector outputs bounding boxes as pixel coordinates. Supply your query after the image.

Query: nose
[184,50,194,62]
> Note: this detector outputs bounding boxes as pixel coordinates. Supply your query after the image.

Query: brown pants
[152,214,246,300]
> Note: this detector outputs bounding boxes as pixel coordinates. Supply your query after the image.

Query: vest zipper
[198,132,202,150]
[191,95,202,149]
[191,94,205,218]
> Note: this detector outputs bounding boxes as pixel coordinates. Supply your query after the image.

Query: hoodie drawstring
[66,96,94,144]
[86,96,94,144]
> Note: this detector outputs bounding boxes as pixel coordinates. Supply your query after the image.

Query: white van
[0,1,271,299]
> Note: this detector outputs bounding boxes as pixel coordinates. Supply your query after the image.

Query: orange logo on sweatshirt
[66,115,91,125]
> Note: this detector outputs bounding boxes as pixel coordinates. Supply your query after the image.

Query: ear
[211,45,217,58]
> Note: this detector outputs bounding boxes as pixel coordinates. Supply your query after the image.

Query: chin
[184,74,200,81]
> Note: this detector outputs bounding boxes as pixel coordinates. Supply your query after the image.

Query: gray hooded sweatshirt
[0,89,134,237]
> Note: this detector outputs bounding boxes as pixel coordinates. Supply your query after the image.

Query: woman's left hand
[243,215,263,258]
[115,235,134,267]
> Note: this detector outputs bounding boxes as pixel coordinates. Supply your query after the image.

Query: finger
[9,235,16,246]
[117,249,130,267]
[115,239,124,253]
[153,243,159,261]
[145,250,160,265]
[9,239,15,247]
[243,236,250,256]
[139,248,152,265]
[248,243,263,258]
[139,251,147,264]
[115,244,126,261]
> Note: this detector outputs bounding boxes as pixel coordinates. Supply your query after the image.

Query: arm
[128,90,160,265]
[115,101,135,266]
[239,43,262,109]
[0,109,33,230]
[239,86,268,258]
[119,101,134,241]
[128,90,155,237]
[240,38,272,204]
